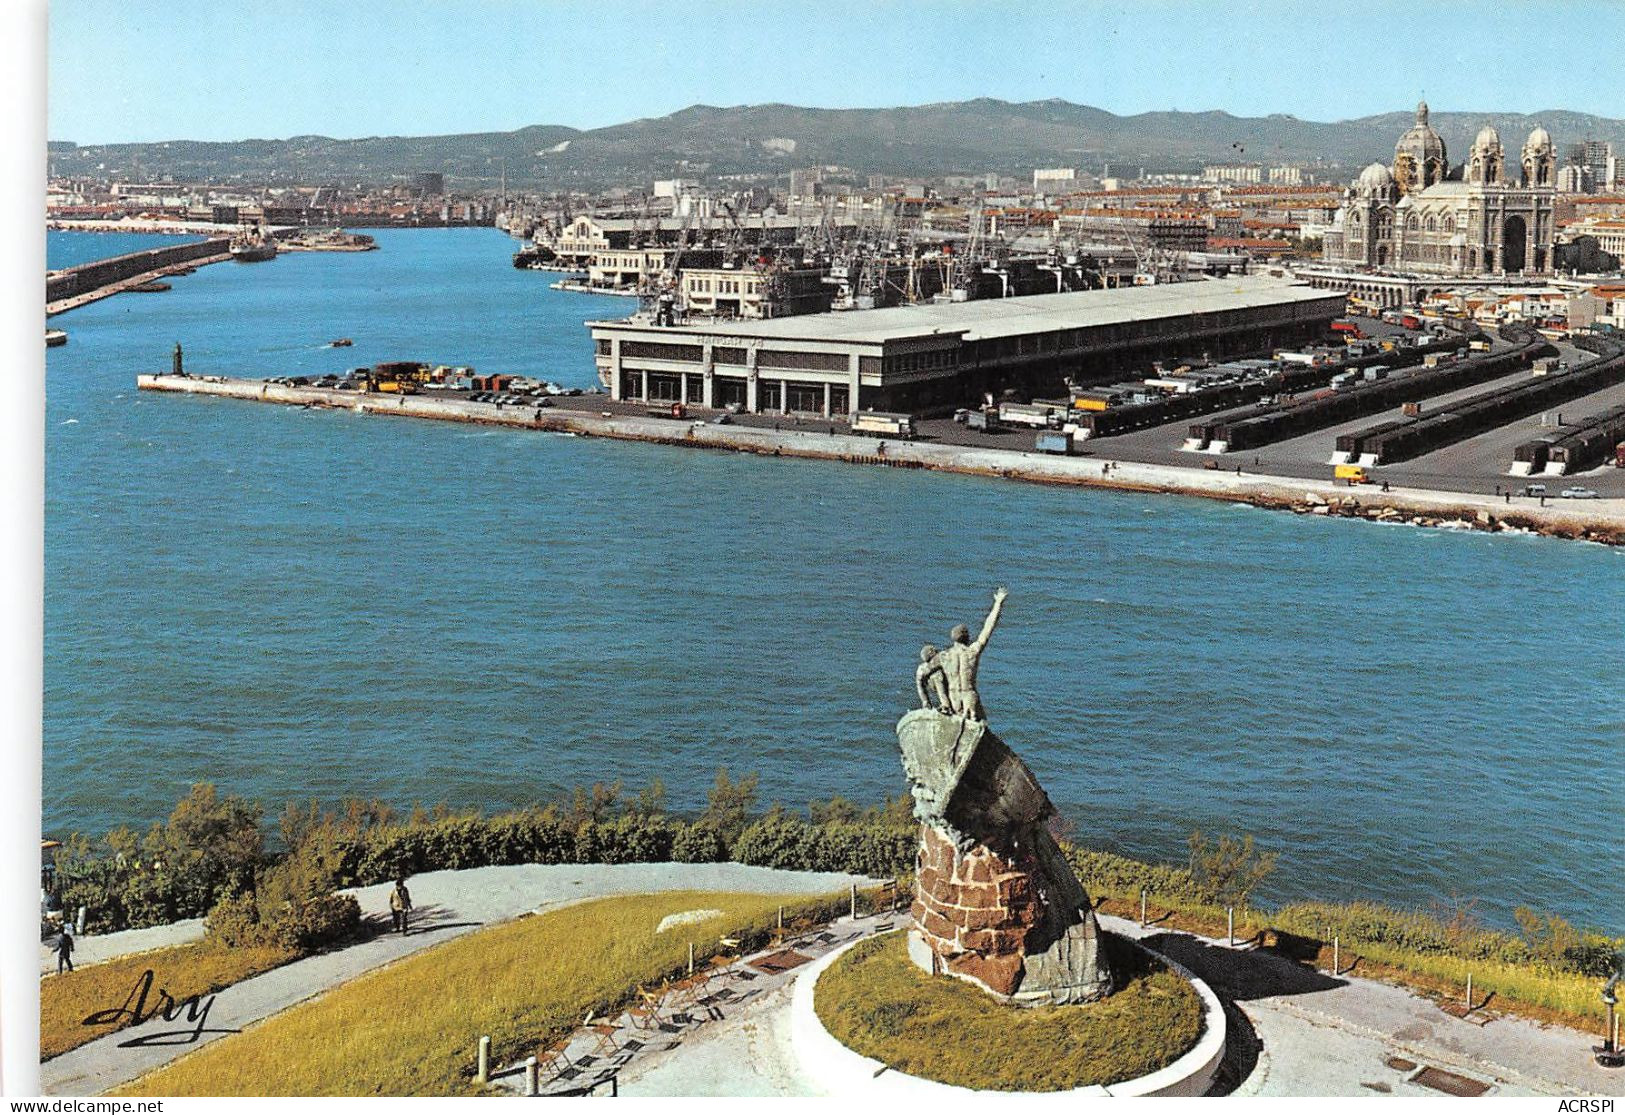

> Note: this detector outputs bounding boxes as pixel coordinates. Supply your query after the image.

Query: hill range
[47,98,1625,190]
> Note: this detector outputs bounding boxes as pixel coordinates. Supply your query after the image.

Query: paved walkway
[45,870,1622,1098]
[488,912,900,1097]
[1099,914,1622,1098]
[41,917,207,975]
[549,912,1624,1098]
[40,863,874,1096]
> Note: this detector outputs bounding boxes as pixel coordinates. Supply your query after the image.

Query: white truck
[850,410,916,438]
[997,401,1060,428]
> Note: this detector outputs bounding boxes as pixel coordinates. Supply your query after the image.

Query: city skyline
[48,0,1625,146]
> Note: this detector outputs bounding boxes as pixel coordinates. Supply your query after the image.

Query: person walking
[389,877,413,936]
[55,925,74,974]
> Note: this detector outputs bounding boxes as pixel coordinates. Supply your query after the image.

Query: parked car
[1560,487,1599,499]
[711,413,732,425]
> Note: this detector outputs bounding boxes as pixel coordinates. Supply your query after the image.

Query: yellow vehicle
[1334,464,1370,484]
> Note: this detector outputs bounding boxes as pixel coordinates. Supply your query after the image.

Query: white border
[2,0,49,1098]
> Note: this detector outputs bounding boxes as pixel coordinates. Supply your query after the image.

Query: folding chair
[581,1011,620,1058]
[626,984,666,1031]
[538,1036,572,1081]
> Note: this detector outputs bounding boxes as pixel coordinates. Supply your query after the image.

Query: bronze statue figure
[895,587,1114,1004]
[935,585,1006,721]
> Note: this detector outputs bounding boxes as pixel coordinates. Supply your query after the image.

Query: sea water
[44,228,1624,930]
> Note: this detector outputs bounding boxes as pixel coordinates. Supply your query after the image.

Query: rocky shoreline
[1249,491,1623,545]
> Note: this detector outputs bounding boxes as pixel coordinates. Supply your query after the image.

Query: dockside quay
[587,277,1346,417]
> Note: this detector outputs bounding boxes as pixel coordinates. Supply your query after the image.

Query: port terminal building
[587,276,1346,417]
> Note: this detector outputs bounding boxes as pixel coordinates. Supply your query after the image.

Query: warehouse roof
[590,276,1343,347]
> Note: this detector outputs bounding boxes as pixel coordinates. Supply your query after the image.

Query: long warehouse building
[587,276,1347,417]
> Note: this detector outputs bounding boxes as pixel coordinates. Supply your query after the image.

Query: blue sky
[48,0,1625,144]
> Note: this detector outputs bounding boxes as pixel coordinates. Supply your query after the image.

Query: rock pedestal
[898,708,1112,1004]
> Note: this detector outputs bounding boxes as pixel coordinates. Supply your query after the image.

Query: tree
[808,795,860,825]
[699,768,759,847]
[570,781,622,827]
[1186,829,1278,908]
[626,779,667,820]
[157,783,264,895]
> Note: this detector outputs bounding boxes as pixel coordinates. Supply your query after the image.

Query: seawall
[135,374,1625,546]
[48,238,233,316]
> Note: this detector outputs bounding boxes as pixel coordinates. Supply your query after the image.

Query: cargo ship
[229,223,278,263]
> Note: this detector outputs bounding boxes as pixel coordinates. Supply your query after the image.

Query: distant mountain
[46,99,1625,190]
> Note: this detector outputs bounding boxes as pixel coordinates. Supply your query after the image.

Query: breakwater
[47,238,232,316]
[136,373,1625,545]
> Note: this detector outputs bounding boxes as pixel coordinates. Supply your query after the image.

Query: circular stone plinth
[791,930,1226,1097]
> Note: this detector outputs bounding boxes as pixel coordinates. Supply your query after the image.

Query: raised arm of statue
[970,586,1008,655]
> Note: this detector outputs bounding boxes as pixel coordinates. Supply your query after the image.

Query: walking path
[43,866,1621,1097]
[39,862,874,1096]
[489,911,901,1097]
[1100,914,1622,1098]
[591,912,1623,1098]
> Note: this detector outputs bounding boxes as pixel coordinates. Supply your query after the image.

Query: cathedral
[1323,102,1557,276]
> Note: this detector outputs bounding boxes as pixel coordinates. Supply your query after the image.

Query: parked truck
[998,401,1060,428]
[851,410,916,438]
[1334,463,1370,484]
[1035,430,1075,455]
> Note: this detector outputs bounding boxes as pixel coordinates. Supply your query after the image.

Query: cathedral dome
[1467,125,1506,186]
[1394,100,1448,193]
[1358,161,1394,191]
[1521,124,1556,187]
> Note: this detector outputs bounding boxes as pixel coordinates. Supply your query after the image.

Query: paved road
[39,863,874,1096]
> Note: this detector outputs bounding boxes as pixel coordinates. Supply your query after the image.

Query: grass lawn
[116,889,848,1096]
[1085,886,1606,1033]
[814,931,1203,1091]
[42,941,299,1061]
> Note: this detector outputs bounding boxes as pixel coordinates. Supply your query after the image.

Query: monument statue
[915,645,951,715]
[931,585,1005,720]
[896,588,1113,1005]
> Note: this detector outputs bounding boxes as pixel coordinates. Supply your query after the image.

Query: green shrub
[50,786,264,932]
[671,822,727,863]
[732,813,914,876]
[1063,845,1205,903]
[275,893,362,951]
[203,891,266,948]
[575,815,676,864]
[205,890,360,952]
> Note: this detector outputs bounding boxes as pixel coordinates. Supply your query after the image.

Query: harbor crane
[637,201,697,326]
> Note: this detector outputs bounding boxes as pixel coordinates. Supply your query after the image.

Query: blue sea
[47,231,205,271]
[44,228,1624,931]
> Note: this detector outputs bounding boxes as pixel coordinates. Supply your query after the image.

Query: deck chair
[537,1036,572,1081]
[583,1011,620,1057]
[626,984,666,1031]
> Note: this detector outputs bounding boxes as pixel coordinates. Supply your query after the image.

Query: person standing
[55,925,74,974]
[389,878,413,936]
